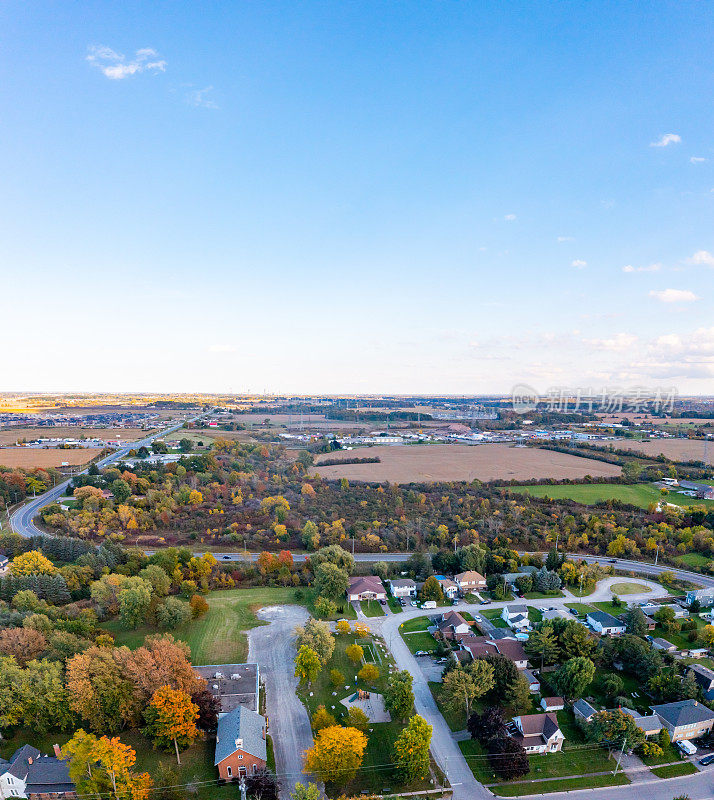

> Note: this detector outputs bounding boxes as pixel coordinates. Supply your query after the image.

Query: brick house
[650,700,714,742]
[347,576,386,602]
[455,571,486,594]
[215,706,267,781]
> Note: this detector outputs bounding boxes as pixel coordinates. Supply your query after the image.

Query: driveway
[247,605,314,800]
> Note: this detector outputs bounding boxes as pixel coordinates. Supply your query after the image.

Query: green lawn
[609,582,653,595]
[675,553,712,569]
[481,608,509,628]
[104,586,307,664]
[492,774,630,796]
[429,681,468,732]
[528,607,543,625]
[566,603,598,616]
[399,615,432,632]
[651,762,697,778]
[401,630,439,653]
[509,482,714,510]
[361,599,386,617]
[593,600,626,617]
[523,590,565,600]
[386,595,403,613]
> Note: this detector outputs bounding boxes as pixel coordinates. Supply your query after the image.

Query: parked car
[677,740,698,757]
[379,599,386,605]
[570,608,578,615]
[699,754,714,766]
[415,650,429,656]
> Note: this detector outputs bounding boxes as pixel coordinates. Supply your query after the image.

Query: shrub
[189,594,209,617]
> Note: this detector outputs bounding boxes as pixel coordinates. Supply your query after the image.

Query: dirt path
[247,605,315,799]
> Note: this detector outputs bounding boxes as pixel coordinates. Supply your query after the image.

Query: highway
[10,414,205,539]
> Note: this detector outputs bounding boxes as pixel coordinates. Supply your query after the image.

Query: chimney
[53,744,62,759]
[235,738,243,749]
[28,757,33,765]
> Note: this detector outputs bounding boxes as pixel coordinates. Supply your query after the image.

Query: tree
[295,619,335,665]
[552,657,595,700]
[178,438,193,453]
[358,664,380,683]
[384,670,414,721]
[514,574,533,595]
[394,715,432,781]
[468,706,507,745]
[311,705,337,732]
[309,545,354,575]
[680,669,699,701]
[600,674,624,701]
[489,737,529,779]
[291,783,322,800]
[442,662,494,722]
[314,562,349,601]
[588,710,645,750]
[63,730,152,800]
[336,620,351,635]
[507,673,533,714]
[189,594,209,617]
[20,659,73,734]
[111,480,132,503]
[483,654,518,703]
[534,567,561,594]
[345,644,364,666]
[188,490,203,505]
[142,686,199,764]
[623,605,648,636]
[554,618,596,660]
[10,550,56,576]
[191,688,220,732]
[354,621,370,638]
[420,575,444,602]
[330,668,345,687]
[139,565,171,597]
[0,657,25,730]
[294,645,321,686]
[245,768,278,800]
[301,521,320,551]
[315,597,337,618]
[699,625,714,647]
[118,578,153,629]
[121,634,204,704]
[304,725,367,786]
[525,626,559,668]
[0,628,46,665]
[156,597,192,629]
[654,606,679,633]
[345,706,369,731]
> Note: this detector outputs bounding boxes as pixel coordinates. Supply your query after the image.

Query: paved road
[9,414,206,538]
[247,605,314,800]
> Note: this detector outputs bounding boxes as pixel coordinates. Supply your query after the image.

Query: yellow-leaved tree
[142,685,199,764]
[304,725,367,786]
[10,550,56,576]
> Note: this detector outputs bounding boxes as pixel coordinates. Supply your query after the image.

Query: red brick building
[215,706,267,781]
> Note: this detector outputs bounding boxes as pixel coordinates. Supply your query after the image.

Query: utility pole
[655,545,659,566]
[613,737,627,775]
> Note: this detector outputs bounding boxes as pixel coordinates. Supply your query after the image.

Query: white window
[238,754,243,759]
[226,766,232,778]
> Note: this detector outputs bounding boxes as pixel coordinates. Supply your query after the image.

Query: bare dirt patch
[314,444,621,483]
[0,427,156,445]
[0,447,104,469]
[593,438,714,464]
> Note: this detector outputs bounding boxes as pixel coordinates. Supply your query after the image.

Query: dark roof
[25,757,75,796]
[489,628,518,641]
[651,700,714,728]
[437,611,468,631]
[512,712,562,746]
[494,639,527,663]
[690,664,714,689]
[573,699,597,719]
[215,706,267,765]
[5,745,41,779]
[587,610,624,629]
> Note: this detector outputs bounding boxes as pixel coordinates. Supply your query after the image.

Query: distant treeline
[326,410,433,422]
[317,456,381,466]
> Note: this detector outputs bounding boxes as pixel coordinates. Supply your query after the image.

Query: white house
[501,604,530,630]
[437,578,459,600]
[388,579,417,598]
[586,611,626,635]
[511,713,565,754]
[540,696,565,712]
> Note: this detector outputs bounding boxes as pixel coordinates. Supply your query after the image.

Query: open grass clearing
[675,553,712,569]
[361,599,386,617]
[491,773,630,796]
[523,590,565,600]
[651,762,697,778]
[399,615,432,633]
[609,582,652,594]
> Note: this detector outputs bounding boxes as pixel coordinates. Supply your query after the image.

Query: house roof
[620,708,663,734]
[437,610,468,631]
[506,604,528,615]
[573,699,597,719]
[542,609,570,622]
[651,700,714,729]
[541,696,564,707]
[690,664,714,688]
[493,639,527,663]
[651,637,677,650]
[489,629,518,641]
[388,578,416,588]
[455,571,485,584]
[521,668,540,686]
[215,706,267,765]
[5,745,41,779]
[587,610,624,628]
[25,757,75,795]
[347,576,385,596]
[438,578,458,590]
[513,712,562,745]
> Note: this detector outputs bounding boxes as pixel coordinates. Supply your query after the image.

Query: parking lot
[417,653,449,682]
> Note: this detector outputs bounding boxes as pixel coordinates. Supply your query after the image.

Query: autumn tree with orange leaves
[142,685,199,764]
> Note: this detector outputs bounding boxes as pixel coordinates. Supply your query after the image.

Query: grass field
[361,599,386,617]
[510,481,714,510]
[314,443,621,484]
[609,582,652,594]
[594,438,714,465]
[398,615,439,653]
[0,446,104,469]
[651,762,697,778]
[675,553,712,569]
[491,774,630,796]
[104,586,307,663]
[0,426,156,445]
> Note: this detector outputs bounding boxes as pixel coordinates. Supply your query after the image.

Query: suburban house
[540,696,565,712]
[521,668,540,693]
[435,610,471,640]
[689,664,714,702]
[215,706,268,780]
[641,602,688,619]
[650,700,714,742]
[193,664,260,714]
[573,699,597,724]
[687,587,714,608]
[687,647,710,659]
[388,578,417,598]
[437,578,459,600]
[679,481,714,500]
[620,708,663,738]
[501,604,530,630]
[347,576,386,602]
[459,635,528,669]
[586,611,626,636]
[651,637,678,653]
[0,745,76,800]
[511,713,565,754]
[454,571,486,594]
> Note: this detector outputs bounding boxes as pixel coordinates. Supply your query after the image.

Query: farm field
[510,482,714,509]
[593,438,714,464]
[314,444,622,483]
[0,426,157,445]
[0,446,104,469]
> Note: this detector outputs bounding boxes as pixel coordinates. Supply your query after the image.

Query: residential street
[247,605,315,800]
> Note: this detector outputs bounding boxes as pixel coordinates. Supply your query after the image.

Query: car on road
[569,608,578,615]
[222,555,232,559]
[700,754,714,766]
[415,650,429,656]
[474,615,483,622]
[608,558,617,563]
[410,601,418,607]
[480,598,490,605]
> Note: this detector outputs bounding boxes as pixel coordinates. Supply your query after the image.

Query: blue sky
[2,1,713,395]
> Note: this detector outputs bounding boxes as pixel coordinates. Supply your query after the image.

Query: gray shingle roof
[651,699,714,728]
[215,706,267,765]
[5,745,41,779]
[573,699,597,719]
[25,757,75,795]
[587,610,624,628]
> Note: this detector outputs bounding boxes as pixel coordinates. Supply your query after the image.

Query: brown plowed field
[0,447,103,469]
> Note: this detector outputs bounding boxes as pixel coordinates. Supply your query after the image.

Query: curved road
[10,414,205,538]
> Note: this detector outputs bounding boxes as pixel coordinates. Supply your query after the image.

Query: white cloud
[87,45,166,79]
[656,333,682,349]
[622,263,661,273]
[688,250,714,267]
[690,156,707,164]
[504,214,517,221]
[585,333,638,352]
[649,288,698,303]
[571,259,587,269]
[650,133,681,148]
[557,236,574,242]
[208,344,237,353]
[186,86,219,109]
